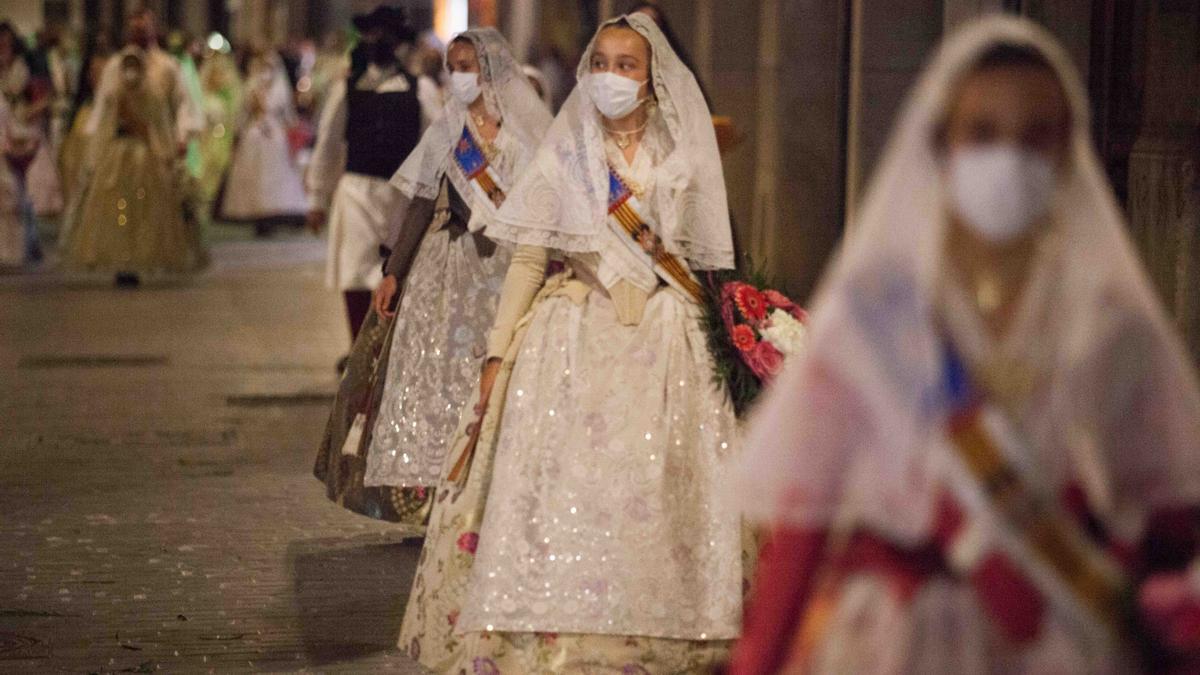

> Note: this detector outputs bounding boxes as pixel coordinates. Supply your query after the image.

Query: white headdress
[736,16,1200,544]
[485,13,734,271]
[390,28,551,227]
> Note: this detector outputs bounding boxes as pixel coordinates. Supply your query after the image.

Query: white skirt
[457,283,744,640]
[324,173,405,291]
[802,574,1132,674]
[363,225,509,487]
[220,117,307,220]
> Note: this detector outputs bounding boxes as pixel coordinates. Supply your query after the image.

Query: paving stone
[0,238,427,673]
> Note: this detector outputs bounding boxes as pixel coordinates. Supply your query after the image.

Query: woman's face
[941,61,1073,249]
[445,39,480,75]
[943,64,1071,166]
[590,26,651,97]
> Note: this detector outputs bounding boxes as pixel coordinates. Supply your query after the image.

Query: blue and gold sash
[606,166,705,303]
[453,125,507,208]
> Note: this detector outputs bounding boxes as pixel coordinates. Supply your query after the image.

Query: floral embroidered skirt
[399,274,753,674]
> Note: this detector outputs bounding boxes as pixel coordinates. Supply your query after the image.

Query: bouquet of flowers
[1136,564,1200,670]
[702,271,808,416]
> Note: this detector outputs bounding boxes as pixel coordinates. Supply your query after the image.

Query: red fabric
[728,527,827,675]
[931,490,966,550]
[971,551,1046,644]
[839,532,944,601]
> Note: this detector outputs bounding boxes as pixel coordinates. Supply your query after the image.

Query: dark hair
[972,42,1055,74]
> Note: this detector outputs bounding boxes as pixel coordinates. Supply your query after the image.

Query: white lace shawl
[736,16,1200,546]
[390,28,551,232]
[484,13,735,271]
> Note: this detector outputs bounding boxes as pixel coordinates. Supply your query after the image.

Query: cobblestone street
[0,236,425,673]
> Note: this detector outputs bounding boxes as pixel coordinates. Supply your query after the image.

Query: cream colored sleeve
[486,244,549,360]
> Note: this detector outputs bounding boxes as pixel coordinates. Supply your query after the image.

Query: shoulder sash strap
[942,341,1127,635]
[453,125,507,209]
[606,165,705,303]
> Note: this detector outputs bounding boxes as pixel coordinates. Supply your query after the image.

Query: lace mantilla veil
[390,28,552,232]
[735,16,1200,546]
[484,13,735,271]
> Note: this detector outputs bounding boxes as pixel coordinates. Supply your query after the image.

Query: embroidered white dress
[456,128,743,641]
[220,61,307,220]
[362,119,516,488]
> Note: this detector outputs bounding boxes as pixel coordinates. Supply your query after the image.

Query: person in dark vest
[306,6,441,353]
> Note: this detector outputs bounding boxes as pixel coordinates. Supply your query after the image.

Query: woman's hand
[373,275,399,319]
[476,357,502,417]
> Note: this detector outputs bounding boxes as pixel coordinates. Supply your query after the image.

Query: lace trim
[392,173,439,201]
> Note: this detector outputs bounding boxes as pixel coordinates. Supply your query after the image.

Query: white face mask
[588,71,647,120]
[448,71,482,106]
[947,144,1057,244]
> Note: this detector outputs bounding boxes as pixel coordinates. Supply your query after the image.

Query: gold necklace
[973,269,1003,314]
[602,119,648,150]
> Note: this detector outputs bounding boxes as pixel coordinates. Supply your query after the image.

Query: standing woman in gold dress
[63,9,205,284]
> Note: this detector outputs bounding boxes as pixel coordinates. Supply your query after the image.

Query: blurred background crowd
[0,0,1197,361]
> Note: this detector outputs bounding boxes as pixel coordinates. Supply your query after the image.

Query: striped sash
[942,341,1127,635]
[606,166,705,303]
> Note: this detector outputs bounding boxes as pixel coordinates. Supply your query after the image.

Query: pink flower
[734,284,767,322]
[720,285,738,329]
[762,288,792,309]
[1140,572,1200,651]
[730,324,757,353]
[457,532,479,555]
[745,341,784,380]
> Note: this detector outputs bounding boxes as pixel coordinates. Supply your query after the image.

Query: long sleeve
[727,528,829,675]
[383,193,437,280]
[485,244,548,359]
[306,79,348,211]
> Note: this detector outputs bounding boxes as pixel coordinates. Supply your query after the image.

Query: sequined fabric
[397,272,568,671]
[313,307,432,529]
[362,217,510,488]
[457,281,743,639]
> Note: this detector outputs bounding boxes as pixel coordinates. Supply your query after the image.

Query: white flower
[760,308,808,357]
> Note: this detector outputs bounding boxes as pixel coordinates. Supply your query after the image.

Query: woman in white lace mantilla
[360,27,551,493]
[730,16,1200,675]
[401,14,744,674]
[219,49,307,224]
[312,29,551,527]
